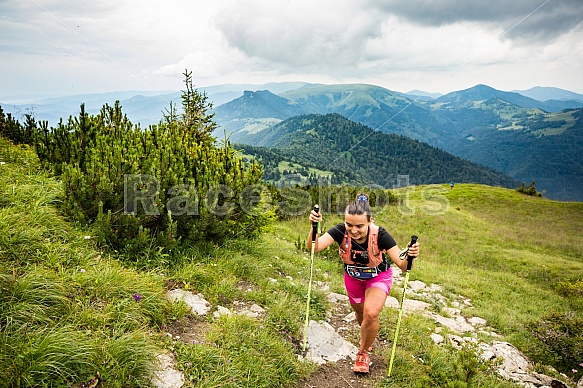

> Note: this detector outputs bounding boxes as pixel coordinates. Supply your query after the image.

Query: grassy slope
[0,138,314,387]
[1,137,582,387]
[0,139,181,387]
[271,184,583,383]
[396,185,583,341]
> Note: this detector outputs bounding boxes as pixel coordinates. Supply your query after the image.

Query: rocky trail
[152,267,581,388]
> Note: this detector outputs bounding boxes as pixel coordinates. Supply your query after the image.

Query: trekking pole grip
[311,205,320,242]
[407,235,418,271]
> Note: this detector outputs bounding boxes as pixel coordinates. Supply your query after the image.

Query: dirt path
[296,297,392,388]
[162,277,578,388]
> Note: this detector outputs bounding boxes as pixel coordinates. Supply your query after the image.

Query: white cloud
[0,0,582,96]
[214,0,384,72]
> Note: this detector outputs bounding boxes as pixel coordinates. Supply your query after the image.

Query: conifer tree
[31,71,272,255]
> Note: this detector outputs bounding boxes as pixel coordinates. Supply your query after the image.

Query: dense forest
[237,113,520,189]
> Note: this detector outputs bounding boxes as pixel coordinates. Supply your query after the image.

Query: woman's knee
[362,306,381,321]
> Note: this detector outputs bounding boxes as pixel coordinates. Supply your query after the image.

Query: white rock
[407,280,427,292]
[429,284,443,293]
[248,304,264,313]
[430,333,444,344]
[385,297,430,312]
[343,312,356,322]
[327,292,349,303]
[166,289,211,316]
[468,316,487,327]
[384,296,400,308]
[491,341,531,374]
[213,306,231,318]
[481,349,496,361]
[238,304,265,318]
[151,353,184,388]
[303,321,358,365]
[443,307,461,316]
[426,312,475,333]
[392,267,402,278]
[446,334,466,349]
[314,281,330,291]
[404,299,431,311]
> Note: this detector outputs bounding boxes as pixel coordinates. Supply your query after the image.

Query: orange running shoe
[352,350,370,373]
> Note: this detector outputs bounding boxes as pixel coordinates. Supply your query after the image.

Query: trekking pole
[388,235,418,378]
[302,205,320,352]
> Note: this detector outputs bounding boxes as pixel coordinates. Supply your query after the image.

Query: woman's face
[344,212,370,243]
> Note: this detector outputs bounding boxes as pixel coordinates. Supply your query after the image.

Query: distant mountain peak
[403,89,443,100]
[512,86,583,102]
[436,84,546,109]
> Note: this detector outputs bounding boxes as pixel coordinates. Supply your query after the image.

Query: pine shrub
[0,106,38,146]
[33,70,273,254]
[516,181,542,197]
[528,311,583,379]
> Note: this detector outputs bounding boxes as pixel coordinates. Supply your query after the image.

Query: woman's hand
[407,241,420,258]
[309,209,322,224]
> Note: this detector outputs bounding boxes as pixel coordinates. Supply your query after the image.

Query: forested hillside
[215,83,583,201]
[236,113,519,189]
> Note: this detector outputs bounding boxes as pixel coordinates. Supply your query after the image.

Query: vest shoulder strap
[367,223,383,268]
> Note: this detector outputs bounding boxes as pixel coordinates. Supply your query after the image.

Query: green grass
[176,315,308,387]
[0,139,177,387]
[1,136,582,387]
[271,183,583,383]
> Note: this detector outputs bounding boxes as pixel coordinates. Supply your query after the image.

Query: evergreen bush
[528,311,583,379]
[516,181,543,197]
[33,70,273,254]
[0,106,37,146]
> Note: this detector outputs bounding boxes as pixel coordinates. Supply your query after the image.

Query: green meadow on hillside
[1,137,582,387]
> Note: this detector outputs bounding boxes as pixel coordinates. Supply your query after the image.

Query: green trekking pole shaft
[388,235,418,378]
[302,205,320,352]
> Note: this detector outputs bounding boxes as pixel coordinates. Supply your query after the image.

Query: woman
[307,194,420,373]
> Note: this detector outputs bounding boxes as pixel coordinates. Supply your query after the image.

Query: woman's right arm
[306,210,335,253]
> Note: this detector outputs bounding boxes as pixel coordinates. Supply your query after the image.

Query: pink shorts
[344,268,393,304]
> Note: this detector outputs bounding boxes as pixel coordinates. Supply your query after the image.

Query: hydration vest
[339,223,383,268]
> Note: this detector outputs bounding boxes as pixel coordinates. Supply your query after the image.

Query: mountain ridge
[2,82,582,200]
[435,84,579,112]
[215,84,583,201]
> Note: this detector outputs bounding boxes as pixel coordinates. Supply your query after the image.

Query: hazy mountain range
[212,84,583,201]
[1,83,582,201]
[2,83,582,128]
[0,82,311,127]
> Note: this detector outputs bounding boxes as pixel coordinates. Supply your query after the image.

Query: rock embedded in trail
[151,353,185,388]
[303,320,358,365]
[166,289,211,316]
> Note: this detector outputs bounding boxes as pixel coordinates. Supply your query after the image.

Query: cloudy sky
[1,0,583,99]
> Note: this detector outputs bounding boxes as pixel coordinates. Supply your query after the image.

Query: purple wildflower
[133,293,142,302]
